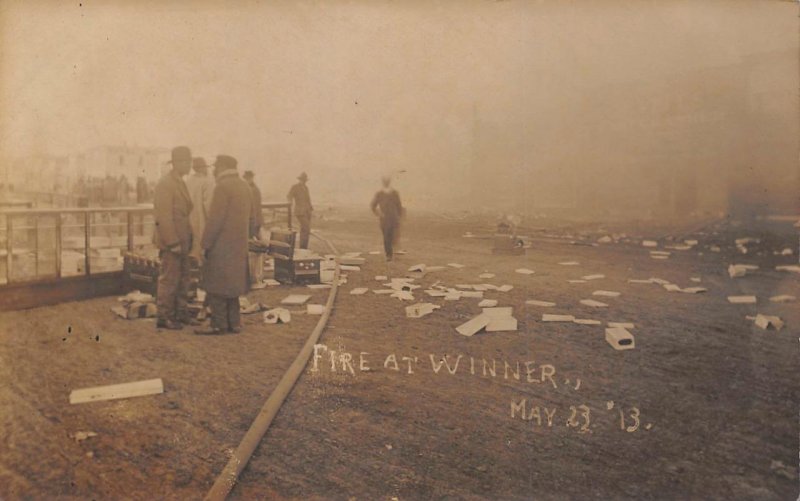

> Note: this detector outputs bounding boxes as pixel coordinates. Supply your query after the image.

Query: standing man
[370,175,404,262]
[243,170,264,286]
[243,170,263,238]
[196,155,254,335]
[185,157,215,263]
[287,172,313,249]
[153,146,194,330]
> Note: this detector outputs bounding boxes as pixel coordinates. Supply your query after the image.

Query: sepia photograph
[0,0,798,499]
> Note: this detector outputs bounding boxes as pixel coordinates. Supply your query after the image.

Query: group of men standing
[153,145,404,334]
[153,146,315,335]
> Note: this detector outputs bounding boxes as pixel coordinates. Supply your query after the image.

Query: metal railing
[0,202,291,287]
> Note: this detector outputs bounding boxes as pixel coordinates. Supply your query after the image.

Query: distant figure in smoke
[243,170,264,286]
[185,157,215,263]
[370,175,405,261]
[287,171,313,249]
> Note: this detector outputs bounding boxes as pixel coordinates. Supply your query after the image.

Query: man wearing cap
[287,172,313,249]
[196,155,254,335]
[185,157,215,263]
[153,146,194,330]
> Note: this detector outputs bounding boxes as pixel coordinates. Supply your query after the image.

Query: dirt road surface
[1,211,798,499]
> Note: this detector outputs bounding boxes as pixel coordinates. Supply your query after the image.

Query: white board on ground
[281,294,312,305]
[526,300,556,307]
[70,378,164,405]
[728,295,757,304]
[456,314,491,336]
[580,299,609,308]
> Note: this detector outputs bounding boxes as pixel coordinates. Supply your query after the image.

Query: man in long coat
[196,155,254,335]
[370,175,405,262]
[153,146,194,330]
[185,157,215,262]
[287,171,313,249]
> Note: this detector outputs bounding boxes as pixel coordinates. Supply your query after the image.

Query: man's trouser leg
[227,297,241,331]
[298,214,311,249]
[381,219,395,258]
[157,250,181,322]
[175,253,191,321]
[207,293,228,330]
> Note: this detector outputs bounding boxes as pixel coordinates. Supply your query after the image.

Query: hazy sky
[0,0,796,205]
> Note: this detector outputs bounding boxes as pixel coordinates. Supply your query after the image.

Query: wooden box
[122,252,160,295]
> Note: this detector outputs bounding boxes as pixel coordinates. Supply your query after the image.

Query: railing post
[55,215,62,279]
[84,211,91,276]
[33,216,39,278]
[127,211,133,252]
[287,203,293,230]
[6,216,12,283]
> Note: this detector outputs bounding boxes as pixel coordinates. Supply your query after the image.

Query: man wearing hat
[287,172,313,249]
[196,155,254,335]
[243,170,263,238]
[185,157,215,262]
[153,146,194,330]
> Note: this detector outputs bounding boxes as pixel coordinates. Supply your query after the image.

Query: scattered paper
[526,300,556,307]
[592,290,620,298]
[515,268,535,275]
[375,275,388,281]
[605,327,635,350]
[608,322,635,329]
[478,299,498,308]
[542,314,575,322]
[574,319,602,325]
[70,431,98,442]
[350,287,368,295]
[751,314,784,331]
[559,261,580,266]
[580,299,608,308]
[642,240,658,248]
[264,308,291,324]
[340,265,361,272]
[408,264,426,272]
[769,295,796,303]
[281,294,312,305]
[406,303,440,318]
[496,285,514,292]
[728,295,757,304]
[456,314,491,336]
[582,274,605,281]
[447,263,465,269]
[776,265,800,273]
[307,304,326,315]
[479,273,496,279]
[568,279,588,284]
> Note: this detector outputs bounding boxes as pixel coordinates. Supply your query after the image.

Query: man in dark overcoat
[196,155,254,335]
[153,146,194,330]
[287,171,313,249]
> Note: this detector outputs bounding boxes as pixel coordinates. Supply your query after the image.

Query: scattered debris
[526,300,556,307]
[118,290,155,304]
[515,268,535,275]
[281,294,312,305]
[580,299,608,308]
[307,284,332,289]
[70,431,98,442]
[375,275,388,281]
[482,307,518,332]
[307,304,326,315]
[406,303,440,318]
[605,327,635,350]
[340,265,361,272]
[728,296,757,304]
[573,319,601,325]
[776,265,800,273]
[568,279,588,284]
[496,285,514,292]
[373,289,395,295]
[542,314,575,322]
[769,295,796,303]
[391,291,416,301]
[728,264,758,278]
[239,297,265,314]
[350,288,368,295]
[478,299,498,308]
[582,274,605,281]
[456,314,491,337]
[690,277,702,283]
[642,240,658,248]
[447,263,465,269]
[408,264,426,272]
[597,235,612,244]
[478,273,495,279]
[559,261,580,266]
[69,378,164,405]
[592,290,620,298]
[263,308,291,324]
[749,314,784,331]
[608,322,635,329]
[338,256,366,266]
[627,279,653,284]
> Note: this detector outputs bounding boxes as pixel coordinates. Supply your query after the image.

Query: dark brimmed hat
[212,155,237,170]
[243,170,255,179]
[298,171,308,181]
[168,146,192,164]
[192,157,208,170]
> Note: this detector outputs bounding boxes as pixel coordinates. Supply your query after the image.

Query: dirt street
[1,211,798,500]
